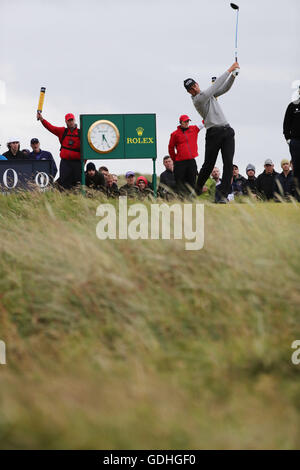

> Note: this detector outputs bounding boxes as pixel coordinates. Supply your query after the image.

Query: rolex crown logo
[136,127,144,136]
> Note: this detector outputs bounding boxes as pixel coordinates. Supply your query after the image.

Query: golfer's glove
[232,69,240,77]
[286,139,291,145]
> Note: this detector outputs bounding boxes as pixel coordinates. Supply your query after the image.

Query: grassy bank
[0,191,300,449]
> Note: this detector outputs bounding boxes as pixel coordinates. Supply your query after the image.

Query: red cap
[136,176,148,186]
[65,113,75,121]
[179,115,191,122]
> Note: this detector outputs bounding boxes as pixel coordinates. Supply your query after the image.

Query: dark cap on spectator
[184,78,196,90]
[246,164,255,172]
[86,162,96,171]
[233,164,239,169]
[30,138,39,144]
[126,171,135,178]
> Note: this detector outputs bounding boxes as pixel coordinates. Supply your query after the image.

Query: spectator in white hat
[3,138,28,160]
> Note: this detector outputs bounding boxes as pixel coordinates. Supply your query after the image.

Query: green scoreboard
[80,113,157,195]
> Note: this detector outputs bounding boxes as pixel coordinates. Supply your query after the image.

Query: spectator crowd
[0,134,296,202]
[0,93,299,203]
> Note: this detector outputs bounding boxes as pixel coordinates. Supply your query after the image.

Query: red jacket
[168,125,200,162]
[42,119,81,160]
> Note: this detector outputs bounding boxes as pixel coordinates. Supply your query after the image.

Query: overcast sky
[0,0,299,177]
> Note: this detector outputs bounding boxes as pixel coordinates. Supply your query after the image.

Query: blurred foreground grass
[0,190,300,449]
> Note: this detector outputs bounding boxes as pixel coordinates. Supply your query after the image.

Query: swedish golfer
[184,62,239,202]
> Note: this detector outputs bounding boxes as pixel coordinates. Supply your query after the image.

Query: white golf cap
[7,137,20,144]
[264,158,273,166]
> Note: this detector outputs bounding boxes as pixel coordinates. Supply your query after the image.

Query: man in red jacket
[168,115,204,196]
[37,111,81,189]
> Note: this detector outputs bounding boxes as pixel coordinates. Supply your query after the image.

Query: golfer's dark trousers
[196,125,235,197]
[58,159,82,190]
[174,159,197,195]
[290,138,300,199]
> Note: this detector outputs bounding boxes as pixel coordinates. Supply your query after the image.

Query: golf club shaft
[235,9,239,62]
[234,9,239,74]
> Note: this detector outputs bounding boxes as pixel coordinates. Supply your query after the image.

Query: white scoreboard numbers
[0,161,54,191]
[1,169,50,190]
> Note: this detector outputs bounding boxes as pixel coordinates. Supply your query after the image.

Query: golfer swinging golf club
[184,62,240,202]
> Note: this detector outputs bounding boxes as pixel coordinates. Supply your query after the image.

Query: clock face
[87,120,120,154]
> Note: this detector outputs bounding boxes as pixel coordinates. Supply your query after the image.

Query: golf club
[230,3,239,75]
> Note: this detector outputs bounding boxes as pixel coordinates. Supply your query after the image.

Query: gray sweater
[191,71,235,129]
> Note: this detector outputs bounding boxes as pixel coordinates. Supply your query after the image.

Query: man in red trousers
[37,111,81,189]
[168,114,204,196]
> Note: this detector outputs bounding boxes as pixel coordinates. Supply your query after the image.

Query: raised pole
[81,158,85,195]
[152,158,157,198]
[80,115,85,194]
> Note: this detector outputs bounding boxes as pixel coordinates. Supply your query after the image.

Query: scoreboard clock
[87,119,120,154]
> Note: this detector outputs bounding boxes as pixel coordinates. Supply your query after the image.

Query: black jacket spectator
[242,177,257,195]
[3,149,29,160]
[160,169,176,191]
[232,174,246,195]
[85,163,105,191]
[283,100,300,140]
[274,171,295,199]
[159,169,176,199]
[256,170,279,200]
